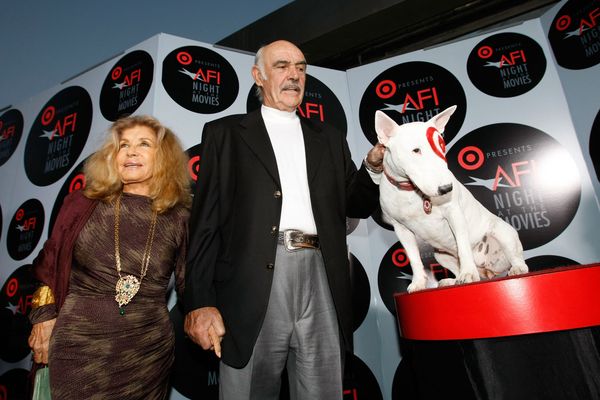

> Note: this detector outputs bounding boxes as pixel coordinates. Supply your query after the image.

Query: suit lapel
[239,110,280,185]
[301,118,325,183]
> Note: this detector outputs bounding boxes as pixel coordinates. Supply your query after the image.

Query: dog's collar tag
[423,199,432,214]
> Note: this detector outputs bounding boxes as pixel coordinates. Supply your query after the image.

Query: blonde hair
[83,115,191,213]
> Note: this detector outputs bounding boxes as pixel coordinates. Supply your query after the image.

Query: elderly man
[184,39,384,400]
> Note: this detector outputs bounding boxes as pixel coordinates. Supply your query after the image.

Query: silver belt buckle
[283,229,303,252]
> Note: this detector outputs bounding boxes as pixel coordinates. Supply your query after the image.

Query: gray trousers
[219,245,343,400]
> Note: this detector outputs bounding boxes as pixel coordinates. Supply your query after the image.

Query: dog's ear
[432,105,457,133]
[374,110,397,145]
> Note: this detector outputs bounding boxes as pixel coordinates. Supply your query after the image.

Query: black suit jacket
[185,109,379,368]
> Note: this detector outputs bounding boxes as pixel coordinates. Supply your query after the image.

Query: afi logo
[297,102,324,122]
[498,50,527,67]
[179,67,221,84]
[111,65,142,88]
[113,68,142,89]
[41,112,77,141]
[16,217,37,232]
[493,160,536,190]
[194,68,221,84]
[400,87,439,113]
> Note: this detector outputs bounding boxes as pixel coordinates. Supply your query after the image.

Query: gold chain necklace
[113,192,158,315]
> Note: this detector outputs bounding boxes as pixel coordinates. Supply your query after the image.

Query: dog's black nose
[438,183,453,195]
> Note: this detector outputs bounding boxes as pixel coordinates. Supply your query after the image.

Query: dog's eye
[412,148,421,154]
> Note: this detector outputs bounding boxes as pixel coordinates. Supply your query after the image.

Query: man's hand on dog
[366,143,385,171]
[184,307,226,358]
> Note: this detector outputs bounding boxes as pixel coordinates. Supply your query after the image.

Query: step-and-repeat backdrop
[1,0,599,398]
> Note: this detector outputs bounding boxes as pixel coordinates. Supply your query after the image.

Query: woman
[28,115,191,399]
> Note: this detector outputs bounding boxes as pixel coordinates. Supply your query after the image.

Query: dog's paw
[508,263,529,276]
[456,270,480,284]
[437,278,456,287]
[407,279,427,293]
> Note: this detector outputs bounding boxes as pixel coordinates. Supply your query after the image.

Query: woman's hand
[28,318,56,364]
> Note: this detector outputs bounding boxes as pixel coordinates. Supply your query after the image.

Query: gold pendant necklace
[113,192,158,315]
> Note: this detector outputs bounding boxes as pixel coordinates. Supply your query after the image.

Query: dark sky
[0,0,291,108]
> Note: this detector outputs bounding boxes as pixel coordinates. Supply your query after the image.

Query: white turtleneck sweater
[261,105,318,235]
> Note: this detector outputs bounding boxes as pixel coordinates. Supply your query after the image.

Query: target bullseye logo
[111,66,122,80]
[392,248,410,268]
[41,106,55,126]
[5,278,18,298]
[555,14,572,31]
[186,143,203,193]
[426,127,446,162]
[478,45,494,59]
[375,80,397,99]
[177,51,193,65]
[188,155,201,182]
[458,146,485,170]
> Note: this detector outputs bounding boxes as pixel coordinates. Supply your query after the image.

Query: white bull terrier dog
[375,105,528,292]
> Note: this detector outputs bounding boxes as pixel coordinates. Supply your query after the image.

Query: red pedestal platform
[394,263,600,340]
[392,263,600,400]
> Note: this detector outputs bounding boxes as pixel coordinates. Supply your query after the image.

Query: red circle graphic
[478,46,493,59]
[177,51,193,65]
[111,66,123,80]
[188,155,200,181]
[458,146,484,170]
[375,80,397,99]
[41,106,55,126]
[69,174,86,192]
[555,15,571,31]
[392,248,410,268]
[6,277,19,297]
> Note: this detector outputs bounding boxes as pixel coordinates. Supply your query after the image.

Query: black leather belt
[278,229,320,251]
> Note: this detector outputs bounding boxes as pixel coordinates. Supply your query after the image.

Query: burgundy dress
[33,193,188,400]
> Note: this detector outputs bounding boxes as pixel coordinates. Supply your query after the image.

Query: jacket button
[274,190,282,199]
[266,263,274,270]
[271,226,278,235]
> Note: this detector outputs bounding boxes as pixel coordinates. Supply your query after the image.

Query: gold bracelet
[31,286,55,309]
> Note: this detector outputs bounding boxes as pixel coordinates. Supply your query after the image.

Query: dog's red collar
[383,169,416,191]
[383,168,432,214]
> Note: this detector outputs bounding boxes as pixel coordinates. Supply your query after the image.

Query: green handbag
[32,366,51,400]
